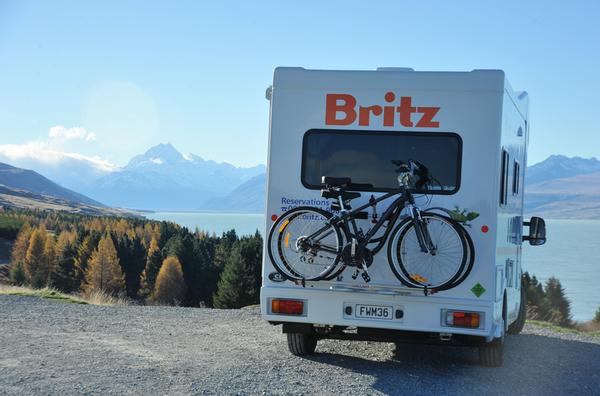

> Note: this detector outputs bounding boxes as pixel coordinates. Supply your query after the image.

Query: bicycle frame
[305,187,432,257]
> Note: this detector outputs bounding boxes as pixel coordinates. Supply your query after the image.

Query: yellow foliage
[152,256,186,305]
[84,234,125,295]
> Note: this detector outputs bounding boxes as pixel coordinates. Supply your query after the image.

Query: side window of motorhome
[500,149,509,206]
[512,161,520,195]
[301,129,462,194]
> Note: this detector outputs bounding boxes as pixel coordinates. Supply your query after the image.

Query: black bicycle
[267,159,474,292]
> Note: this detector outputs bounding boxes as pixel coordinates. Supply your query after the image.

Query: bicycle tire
[445,223,475,288]
[387,213,468,290]
[267,206,344,281]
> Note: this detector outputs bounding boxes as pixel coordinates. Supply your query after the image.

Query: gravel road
[1,295,599,395]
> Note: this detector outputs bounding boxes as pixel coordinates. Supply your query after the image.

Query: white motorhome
[260,67,546,367]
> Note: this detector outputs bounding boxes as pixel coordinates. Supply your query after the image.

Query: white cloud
[48,126,97,141]
[0,140,118,172]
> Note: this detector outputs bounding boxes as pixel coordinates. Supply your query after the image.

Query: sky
[0,0,599,168]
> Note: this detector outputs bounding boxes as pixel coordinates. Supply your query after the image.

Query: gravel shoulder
[1,295,599,395]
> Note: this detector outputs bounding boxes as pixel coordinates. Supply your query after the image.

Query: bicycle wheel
[446,224,475,288]
[267,206,344,281]
[387,213,467,290]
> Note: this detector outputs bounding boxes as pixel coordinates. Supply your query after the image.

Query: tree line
[3,208,262,308]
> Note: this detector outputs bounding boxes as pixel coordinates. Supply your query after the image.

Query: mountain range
[0,143,266,212]
[0,163,135,217]
[2,144,600,218]
[525,155,600,219]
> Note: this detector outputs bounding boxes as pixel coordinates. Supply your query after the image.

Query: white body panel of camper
[261,67,529,341]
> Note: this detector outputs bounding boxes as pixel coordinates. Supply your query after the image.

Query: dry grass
[83,289,129,306]
[0,283,128,306]
[575,320,600,335]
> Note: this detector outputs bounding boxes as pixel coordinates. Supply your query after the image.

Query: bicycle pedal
[351,269,359,280]
[361,272,371,283]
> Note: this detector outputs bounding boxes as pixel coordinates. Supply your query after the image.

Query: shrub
[10,261,27,285]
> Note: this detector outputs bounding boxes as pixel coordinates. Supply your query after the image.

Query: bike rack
[328,284,414,296]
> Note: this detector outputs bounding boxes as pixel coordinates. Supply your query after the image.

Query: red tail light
[445,310,481,328]
[271,299,304,315]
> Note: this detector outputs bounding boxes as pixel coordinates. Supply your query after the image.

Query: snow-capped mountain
[81,143,265,210]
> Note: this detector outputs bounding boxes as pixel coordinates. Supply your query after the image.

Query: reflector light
[445,311,481,328]
[271,299,304,315]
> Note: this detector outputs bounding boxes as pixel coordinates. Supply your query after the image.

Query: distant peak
[143,143,184,162]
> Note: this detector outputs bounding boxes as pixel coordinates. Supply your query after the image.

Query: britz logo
[325,92,440,128]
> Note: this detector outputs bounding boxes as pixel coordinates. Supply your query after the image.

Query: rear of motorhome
[260,67,546,367]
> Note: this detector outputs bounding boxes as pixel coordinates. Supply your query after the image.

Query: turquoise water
[146,212,265,237]
[522,219,600,322]
[147,213,599,321]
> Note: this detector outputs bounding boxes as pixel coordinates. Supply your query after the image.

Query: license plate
[355,304,393,320]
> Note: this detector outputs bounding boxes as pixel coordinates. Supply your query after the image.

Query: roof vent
[376,67,414,72]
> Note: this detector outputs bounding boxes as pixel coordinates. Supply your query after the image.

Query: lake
[147,212,599,321]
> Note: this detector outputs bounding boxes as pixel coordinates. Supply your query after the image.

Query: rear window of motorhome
[301,129,462,194]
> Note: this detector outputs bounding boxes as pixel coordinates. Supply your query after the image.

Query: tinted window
[301,129,462,194]
[500,149,509,205]
[513,161,520,195]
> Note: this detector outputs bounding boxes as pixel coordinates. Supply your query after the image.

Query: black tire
[446,224,475,288]
[387,213,468,290]
[478,337,504,367]
[267,206,344,282]
[287,333,318,356]
[507,286,527,335]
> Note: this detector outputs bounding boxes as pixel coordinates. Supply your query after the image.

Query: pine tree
[49,232,78,293]
[213,247,257,309]
[151,256,186,305]
[139,237,163,299]
[84,235,125,295]
[545,277,572,326]
[25,228,47,288]
[594,307,600,323]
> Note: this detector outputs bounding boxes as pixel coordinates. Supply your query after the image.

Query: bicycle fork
[410,206,437,255]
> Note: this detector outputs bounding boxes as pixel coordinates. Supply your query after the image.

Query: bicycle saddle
[321,176,351,187]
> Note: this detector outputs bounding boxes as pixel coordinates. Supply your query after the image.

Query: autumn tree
[11,223,33,266]
[84,234,125,295]
[43,234,57,283]
[152,256,186,305]
[75,235,95,290]
[139,237,163,299]
[25,228,48,288]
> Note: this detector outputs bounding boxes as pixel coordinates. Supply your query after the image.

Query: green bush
[594,307,600,323]
[523,271,572,327]
[10,261,27,285]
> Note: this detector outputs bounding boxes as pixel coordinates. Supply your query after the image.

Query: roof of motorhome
[272,67,528,117]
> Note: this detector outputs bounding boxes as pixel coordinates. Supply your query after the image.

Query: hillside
[525,157,600,219]
[0,162,101,206]
[200,173,266,212]
[0,163,138,217]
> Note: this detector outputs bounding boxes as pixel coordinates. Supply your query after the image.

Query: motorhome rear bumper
[261,285,498,339]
